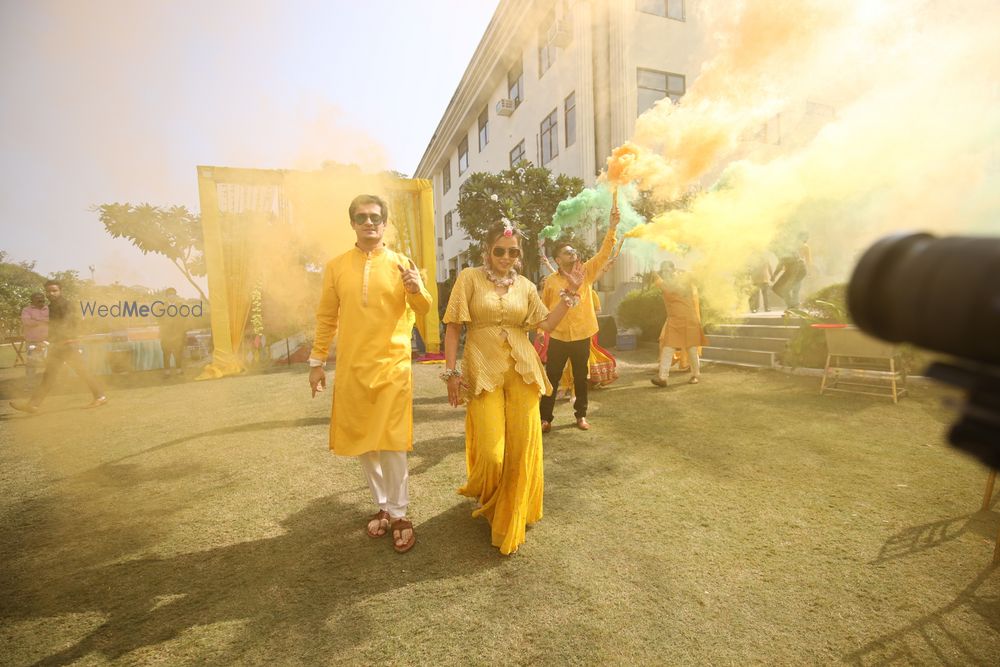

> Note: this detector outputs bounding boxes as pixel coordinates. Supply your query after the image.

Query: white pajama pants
[658,347,701,381]
[357,450,409,519]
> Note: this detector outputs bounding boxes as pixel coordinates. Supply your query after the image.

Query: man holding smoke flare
[538,196,620,432]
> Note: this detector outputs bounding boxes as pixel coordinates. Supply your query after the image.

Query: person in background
[10,280,107,413]
[748,252,773,313]
[21,292,49,378]
[158,288,187,377]
[437,269,457,342]
[772,232,811,314]
[552,275,620,398]
[651,263,708,388]
[539,202,620,432]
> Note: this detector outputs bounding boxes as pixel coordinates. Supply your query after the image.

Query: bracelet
[559,289,581,307]
[440,368,462,382]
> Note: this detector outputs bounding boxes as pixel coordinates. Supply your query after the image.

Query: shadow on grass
[602,365,956,435]
[0,367,209,402]
[414,403,465,425]
[843,565,1000,665]
[873,512,1000,564]
[87,416,461,486]
[85,418,331,469]
[1,404,84,422]
[410,435,464,478]
[1,495,504,666]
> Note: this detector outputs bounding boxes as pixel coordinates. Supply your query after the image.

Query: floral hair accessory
[501,217,515,237]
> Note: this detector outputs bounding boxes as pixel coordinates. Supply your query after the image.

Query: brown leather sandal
[391,518,416,553]
[366,510,390,538]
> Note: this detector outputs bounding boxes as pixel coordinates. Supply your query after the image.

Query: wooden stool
[5,336,26,366]
[983,470,999,565]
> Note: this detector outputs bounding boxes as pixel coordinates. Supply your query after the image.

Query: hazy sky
[0,0,499,292]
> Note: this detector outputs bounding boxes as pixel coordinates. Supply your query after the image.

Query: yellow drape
[196,166,440,379]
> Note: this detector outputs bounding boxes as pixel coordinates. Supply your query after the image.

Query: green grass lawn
[1,347,998,665]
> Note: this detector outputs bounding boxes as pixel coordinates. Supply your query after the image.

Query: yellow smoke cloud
[613,0,1000,313]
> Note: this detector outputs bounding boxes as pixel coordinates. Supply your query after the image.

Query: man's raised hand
[566,261,585,292]
[398,258,421,294]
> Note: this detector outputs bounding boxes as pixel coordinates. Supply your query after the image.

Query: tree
[455,162,589,280]
[632,187,700,223]
[95,203,208,302]
[0,252,46,338]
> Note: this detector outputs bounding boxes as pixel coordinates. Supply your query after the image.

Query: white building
[414,0,708,293]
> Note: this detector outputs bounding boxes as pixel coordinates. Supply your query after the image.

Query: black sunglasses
[491,247,522,259]
[352,212,384,225]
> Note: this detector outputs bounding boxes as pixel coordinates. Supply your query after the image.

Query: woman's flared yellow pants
[460,358,544,555]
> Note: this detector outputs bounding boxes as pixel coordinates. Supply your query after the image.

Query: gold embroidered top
[443,267,552,397]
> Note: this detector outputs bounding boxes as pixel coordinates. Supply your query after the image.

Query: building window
[508,56,524,107]
[540,108,559,165]
[538,11,557,77]
[510,139,526,167]
[636,0,684,20]
[637,68,685,115]
[478,107,489,152]
[444,211,453,239]
[564,92,576,148]
[458,135,469,175]
[441,159,451,194]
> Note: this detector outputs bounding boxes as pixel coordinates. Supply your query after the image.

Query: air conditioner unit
[496,98,516,116]
[548,20,572,48]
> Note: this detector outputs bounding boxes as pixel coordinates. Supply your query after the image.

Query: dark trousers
[161,336,185,369]
[540,337,590,422]
[30,343,104,405]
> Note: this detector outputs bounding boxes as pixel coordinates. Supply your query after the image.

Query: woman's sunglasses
[491,247,522,259]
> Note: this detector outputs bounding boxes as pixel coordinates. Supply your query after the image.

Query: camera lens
[848,233,1000,365]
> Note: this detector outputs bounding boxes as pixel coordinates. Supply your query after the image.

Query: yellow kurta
[655,275,709,351]
[311,245,431,456]
[541,224,617,342]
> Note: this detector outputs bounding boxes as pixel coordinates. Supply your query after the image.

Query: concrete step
[708,323,802,339]
[738,315,805,326]
[700,346,777,368]
[706,334,789,353]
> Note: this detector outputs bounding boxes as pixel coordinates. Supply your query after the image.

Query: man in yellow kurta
[651,262,709,388]
[308,194,431,554]
[539,204,619,431]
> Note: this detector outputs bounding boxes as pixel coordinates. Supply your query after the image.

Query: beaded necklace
[482,265,517,288]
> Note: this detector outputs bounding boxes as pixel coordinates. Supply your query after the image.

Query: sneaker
[650,378,668,388]
[10,400,39,414]
[84,396,109,409]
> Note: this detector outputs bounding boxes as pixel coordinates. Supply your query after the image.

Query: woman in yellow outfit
[443,223,583,555]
